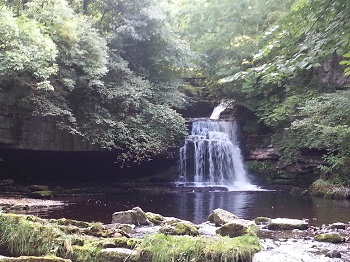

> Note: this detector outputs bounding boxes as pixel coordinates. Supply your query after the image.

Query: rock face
[0,92,96,151]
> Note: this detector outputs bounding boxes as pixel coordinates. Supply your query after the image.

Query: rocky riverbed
[0,202,349,261]
[0,181,350,262]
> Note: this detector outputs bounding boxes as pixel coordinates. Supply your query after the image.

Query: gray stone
[100,248,137,259]
[267,218,309,230]
[208,208,239,226]
[112,207,152,226]
[330,222,346,230]
[325,250,341,258]
[216,222,247,237]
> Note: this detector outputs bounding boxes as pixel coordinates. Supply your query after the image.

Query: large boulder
[111,207,152,226]
[208,208,239,226]
[208,209,256,237]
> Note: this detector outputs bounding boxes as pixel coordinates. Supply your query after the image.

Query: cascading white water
[210,100,233,120]
[179,104,256,190]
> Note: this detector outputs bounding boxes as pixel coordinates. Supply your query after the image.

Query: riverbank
[0,207,349,262]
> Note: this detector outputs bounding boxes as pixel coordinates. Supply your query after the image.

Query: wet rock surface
[255,219,350,261]
[253,238,349,262]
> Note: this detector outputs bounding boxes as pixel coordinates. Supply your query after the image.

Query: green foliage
[340,50,350,75]
[0,0,191,162]
[329,173,350,187]
[246,160,275,172]
[138,233,260,262]
[0,6,58,90]
[197,0,350,174]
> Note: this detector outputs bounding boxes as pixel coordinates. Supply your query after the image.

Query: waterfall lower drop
[179,105,257,191]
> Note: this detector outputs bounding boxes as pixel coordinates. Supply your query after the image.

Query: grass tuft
[137,233,260,262]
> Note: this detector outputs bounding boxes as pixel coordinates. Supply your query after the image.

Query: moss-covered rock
[309,179,350,199]
[159,222,199,236]
[29,185,50,192]
[216,223,246,237]
[0,212,261,262]
[30,191,53,199]
[0,256,70,262]
[208,208,239,226]
[254,217,271,225]
[314,233,343,243]
[145,212,164,225]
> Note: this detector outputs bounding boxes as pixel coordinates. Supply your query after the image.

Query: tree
[0,0,191,163]
[0,6,58,90]
[217,0,350,171]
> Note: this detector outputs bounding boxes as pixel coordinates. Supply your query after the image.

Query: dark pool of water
[27,190,350,226]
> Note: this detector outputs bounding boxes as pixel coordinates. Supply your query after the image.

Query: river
[27,189,350,225]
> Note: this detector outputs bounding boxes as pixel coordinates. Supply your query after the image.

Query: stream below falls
[23,190,350,226]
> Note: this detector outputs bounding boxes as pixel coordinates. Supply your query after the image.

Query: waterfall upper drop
[210,100,233,120]
[179,105,256,191]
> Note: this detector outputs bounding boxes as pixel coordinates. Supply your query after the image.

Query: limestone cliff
[0,90,96,151]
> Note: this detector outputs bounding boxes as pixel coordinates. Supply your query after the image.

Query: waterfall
[179,105,256,190]
[210,100,232,120]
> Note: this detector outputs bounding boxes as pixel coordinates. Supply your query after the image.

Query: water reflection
[23,191,350,226]
[174,191,254,224]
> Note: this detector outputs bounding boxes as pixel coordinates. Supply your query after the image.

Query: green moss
[254,217,271,225]
[29,185,50,191]
[245,160,274,172]
[330,173,350,187]
[309,179,350,199]
[87,222,113,237]
[159,222,199,236]
[30,191,53,198]
[137,233,261,262]
[71,245,101,262]
[314,233,343,243]
[53,218,90,228]
[0,255,70,261]
[145,212,164,225]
